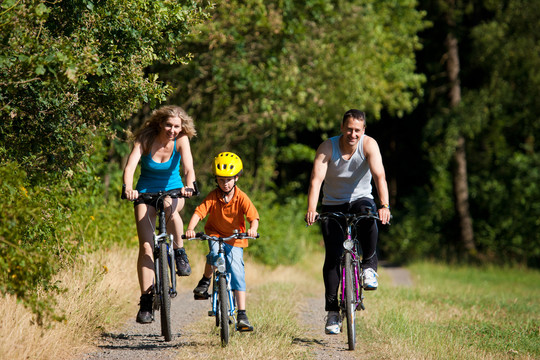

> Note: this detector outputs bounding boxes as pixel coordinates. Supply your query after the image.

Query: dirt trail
[80,266,412,360]
[80,290,208,360]
[295,265,413,360]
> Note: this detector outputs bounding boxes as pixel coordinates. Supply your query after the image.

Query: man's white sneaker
[325,311,342,334]
[363,268,379,290]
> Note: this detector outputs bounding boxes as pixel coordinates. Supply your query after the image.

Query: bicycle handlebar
[121,181,200,201]
[181,232,260,241]
[317,211,391,225]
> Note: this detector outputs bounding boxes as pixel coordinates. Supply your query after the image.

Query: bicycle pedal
[208,310,215,316]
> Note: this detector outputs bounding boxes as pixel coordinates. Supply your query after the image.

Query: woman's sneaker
[363,268,379,290]
[325,311,342,334]
[136,294,154,324]
[175,248,192,276]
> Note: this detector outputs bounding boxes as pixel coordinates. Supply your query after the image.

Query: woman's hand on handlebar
[125,188,139,201]
[180,187,194,198]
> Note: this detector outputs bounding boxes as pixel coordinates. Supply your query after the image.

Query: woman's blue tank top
[136,139,184,192]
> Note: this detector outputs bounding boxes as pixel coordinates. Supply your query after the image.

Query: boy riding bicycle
[184,152,259,332]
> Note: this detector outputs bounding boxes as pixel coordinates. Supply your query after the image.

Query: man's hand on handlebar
[305,211,319,226]
[378,207,391,225]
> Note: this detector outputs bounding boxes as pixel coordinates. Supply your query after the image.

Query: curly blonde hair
[133,105,197,154]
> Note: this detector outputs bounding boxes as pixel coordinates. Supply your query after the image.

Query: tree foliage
[0,0,207,320]
[385,0,540,265]
[154,0,426,195]
[0,0,207,181]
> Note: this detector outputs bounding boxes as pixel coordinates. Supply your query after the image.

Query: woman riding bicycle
[184,152,259,332]
[123,105,197,324]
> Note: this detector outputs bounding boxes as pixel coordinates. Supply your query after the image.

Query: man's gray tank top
[322,134,373,205]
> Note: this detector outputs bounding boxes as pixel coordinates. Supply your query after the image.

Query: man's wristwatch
[380,204,391,210]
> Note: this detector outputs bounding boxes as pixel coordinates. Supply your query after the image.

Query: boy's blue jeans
[206,240,246,291]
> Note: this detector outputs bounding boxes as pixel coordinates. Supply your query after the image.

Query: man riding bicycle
[305,109,391,335]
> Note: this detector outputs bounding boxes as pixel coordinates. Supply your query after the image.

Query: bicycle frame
[153,197,177,298]
[340,223,365,312]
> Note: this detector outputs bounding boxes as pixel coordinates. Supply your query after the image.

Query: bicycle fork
[210,272,236,317]
[154,234,178,299]
[341,235,365,311]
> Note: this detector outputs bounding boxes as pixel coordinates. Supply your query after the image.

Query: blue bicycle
[183,231,259,346]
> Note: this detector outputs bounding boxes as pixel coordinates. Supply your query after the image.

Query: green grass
[360,263,540,359]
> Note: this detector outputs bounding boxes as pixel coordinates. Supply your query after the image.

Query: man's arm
[364,136,391,224]
[305,140,332,226]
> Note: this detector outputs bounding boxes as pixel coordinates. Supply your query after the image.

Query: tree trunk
[445,31,477,255]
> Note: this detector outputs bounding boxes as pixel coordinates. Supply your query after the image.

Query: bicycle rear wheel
[159,243,172,342]
[218,275,230,346]
[344,252,356,350]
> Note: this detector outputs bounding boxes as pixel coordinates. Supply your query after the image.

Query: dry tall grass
[0,246,139,360]
[172,252,325,360]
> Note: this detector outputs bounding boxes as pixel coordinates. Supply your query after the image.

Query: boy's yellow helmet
[213,152,243,177]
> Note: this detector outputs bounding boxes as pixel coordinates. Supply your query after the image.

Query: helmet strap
[215,178,237,203]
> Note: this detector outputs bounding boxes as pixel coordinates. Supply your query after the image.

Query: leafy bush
[249,193,321,266]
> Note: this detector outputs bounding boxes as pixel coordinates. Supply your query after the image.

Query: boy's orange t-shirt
[194,186,259,248]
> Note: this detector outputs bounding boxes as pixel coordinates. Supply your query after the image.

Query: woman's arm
[177,135,196,195]
[123,142,143,200]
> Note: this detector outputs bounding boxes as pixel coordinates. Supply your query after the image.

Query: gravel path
[295,265,413,359]
[80,290,208,360]
[79,266,412,360]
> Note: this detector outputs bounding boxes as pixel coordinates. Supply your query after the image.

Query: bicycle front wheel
[159,243,172,342]
[344,251,356,350]
[218,275,230,346]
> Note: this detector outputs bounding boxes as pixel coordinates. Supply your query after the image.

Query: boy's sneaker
[363,268,379,290]
[325,311,342,334]
[175,248,192,276]
[136,294,154,324]
[193,276,211,299]
[236,313,254,332]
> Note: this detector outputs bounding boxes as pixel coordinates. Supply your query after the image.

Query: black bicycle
[123,183,199,342]
[183,231,259,346]
[317,208,388,350]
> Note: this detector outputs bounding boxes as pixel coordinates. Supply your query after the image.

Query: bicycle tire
[218,275,230,346]
[344,251,356,350]
[159,243,172,342]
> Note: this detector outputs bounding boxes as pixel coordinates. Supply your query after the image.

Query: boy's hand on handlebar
[185,229,196,239]
[305,211,319,226]
[246,228,258,238]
